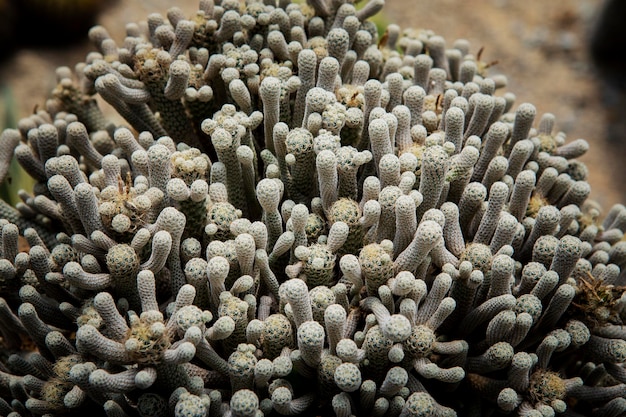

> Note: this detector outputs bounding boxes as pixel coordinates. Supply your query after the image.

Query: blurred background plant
[0,0,114,205]
[0,0,110,59]
[0,85,31,207]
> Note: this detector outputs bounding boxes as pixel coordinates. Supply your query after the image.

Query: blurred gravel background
[0,0,624,212]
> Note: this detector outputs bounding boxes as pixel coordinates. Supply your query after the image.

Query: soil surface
[0,0,624,213]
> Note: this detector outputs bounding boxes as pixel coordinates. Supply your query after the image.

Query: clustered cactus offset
[0,0,625,416]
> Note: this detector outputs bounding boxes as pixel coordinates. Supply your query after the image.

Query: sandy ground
[0,0,623,213]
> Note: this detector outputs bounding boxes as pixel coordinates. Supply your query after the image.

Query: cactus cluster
[0,0,625,416]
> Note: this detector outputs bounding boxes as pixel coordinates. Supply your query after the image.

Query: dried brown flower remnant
[570,272,626,329]
[528,370,567,405]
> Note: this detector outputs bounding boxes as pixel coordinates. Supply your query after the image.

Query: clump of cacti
[0,1,625,416]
